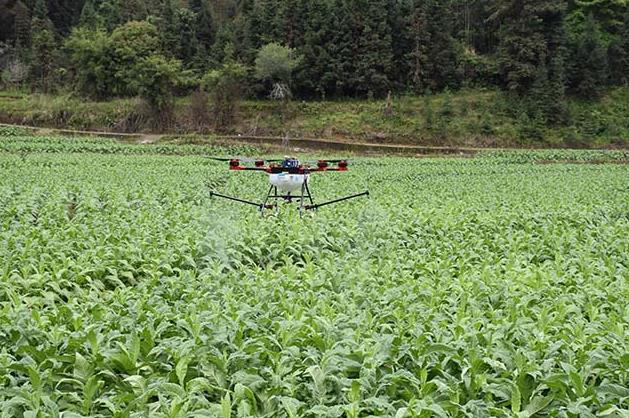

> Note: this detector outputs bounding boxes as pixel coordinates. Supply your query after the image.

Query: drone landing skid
[210,183,368,217]
[304,191,369,211]
[209,191,275,210]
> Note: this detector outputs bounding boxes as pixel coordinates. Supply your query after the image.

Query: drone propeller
[207,157,235,162]
[304,159,350,164]
[207,156,262,163]
[208,157,286,164]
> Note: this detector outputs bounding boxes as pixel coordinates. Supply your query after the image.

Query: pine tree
[406,0,460,93]
[607,12,629,86]
[14,1,32,53]
[280,0,308,48]
[425,0,460,91]
[406,0,430,92]
[267,0,286,42]
[174,8,199,65]
[159,0,179,56]
[120,0,149,23]
[246,0,283,51]
[293,0,334,98]
[99,0,123,30]
[528,57,550,121]
[495,0,568,124]
[245,0,265,53]
[46,0,86,36]
[388,0,411,90]
[327,0,355,96]
[190,0,215,51]
[79,0,102,28]
[231,0,255,63]
[569,13,608,99]
[30,0,57,92]
[353,0,393,98]
[210,24,236,67]
[496,0,566,93]
[547,53,568,124]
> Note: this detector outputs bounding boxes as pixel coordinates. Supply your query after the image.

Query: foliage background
[0,0,627,141]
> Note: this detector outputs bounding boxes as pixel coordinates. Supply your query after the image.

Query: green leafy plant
[1,134,628,416]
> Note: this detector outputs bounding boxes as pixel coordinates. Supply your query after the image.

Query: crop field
[1,133,628,417]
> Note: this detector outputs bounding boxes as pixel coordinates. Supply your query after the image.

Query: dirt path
[0,123,144,141]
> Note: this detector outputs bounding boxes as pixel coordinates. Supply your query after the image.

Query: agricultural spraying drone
[209,156,369,215]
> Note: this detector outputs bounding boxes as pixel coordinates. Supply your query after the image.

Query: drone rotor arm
[230,166,271,172]
[315,168,347,172]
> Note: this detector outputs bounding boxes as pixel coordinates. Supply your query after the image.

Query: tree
[1,0,623,101]
[30,0,57,92]
[79,0,102,28]
[13,1,32,53]
[494,0,568,124]
[210,24,237,67]
[67,20,188,126]
[280,0,308,48]
[293,0,336,98]
[87,0,151,31]
[388,0,411,90]
[46,0,87,36]
[190,0,215,52]
[425,0,461,91]
[569,14,608,98]
[255,42,299,122]
[405,0,461,93]
[608,13,629,86]
[327,0,355,96]
[254,42,300,85]
[99,0,123,30]
[133,54,189,128]
[108,20,161,96]
[565,0,627,36]
[65,27,113,98]
[353,0,393,98]
[203,57,247,130]
[406,0,430,92]
[173,8,200,65]
[158,0,179,55]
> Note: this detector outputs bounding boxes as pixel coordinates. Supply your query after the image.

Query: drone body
[210,157,368,216]
[269,173,309,193]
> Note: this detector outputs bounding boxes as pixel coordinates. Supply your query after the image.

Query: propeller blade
[207,157,292,164]
[304,159,350,164]
[207,157,234,161]
[207,156,260,163]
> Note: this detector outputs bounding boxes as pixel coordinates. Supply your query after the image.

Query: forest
[0,0,628,137]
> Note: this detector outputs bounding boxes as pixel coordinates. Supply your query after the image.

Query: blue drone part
[282,158,300,169]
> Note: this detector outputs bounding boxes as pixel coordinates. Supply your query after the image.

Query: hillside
[1,88,627,148]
